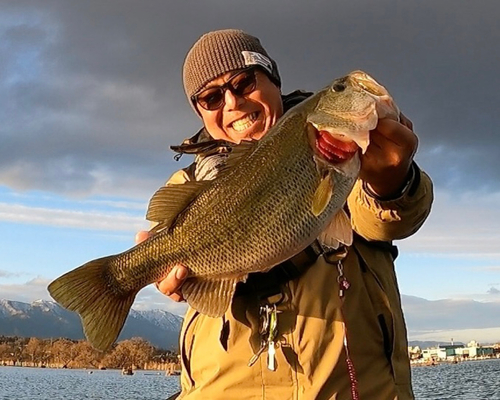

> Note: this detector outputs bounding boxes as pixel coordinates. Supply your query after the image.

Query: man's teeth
[232,112,258,131]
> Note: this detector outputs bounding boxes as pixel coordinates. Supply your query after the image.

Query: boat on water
[121,367,134,375]
[165,369,181,376]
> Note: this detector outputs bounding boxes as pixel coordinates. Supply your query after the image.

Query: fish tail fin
[48,256,137,352]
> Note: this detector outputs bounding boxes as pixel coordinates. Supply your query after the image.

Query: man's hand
[135,231,188,302]
[359,112,417,198]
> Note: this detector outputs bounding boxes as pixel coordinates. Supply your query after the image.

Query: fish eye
[332,82,346,92]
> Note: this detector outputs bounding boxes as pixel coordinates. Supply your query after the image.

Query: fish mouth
[348,71,400,121]
[348,71,386,96]
[312,127,360,164]
[307,103,374,155]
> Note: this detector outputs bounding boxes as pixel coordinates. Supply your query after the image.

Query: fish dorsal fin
[312,171,334,216]
[147,141,256,231]
[181,276,244,317]
[146,181,207,230]
[215,140,257,176]
[318,209,353,250]
[146,141,257,231]
[170,139,232,155]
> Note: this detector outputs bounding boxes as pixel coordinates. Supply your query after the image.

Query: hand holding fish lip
[359,115,418,198]
[135,230,187,302]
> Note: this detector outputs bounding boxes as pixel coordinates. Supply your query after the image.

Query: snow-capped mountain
[0,299,182,350]
[131,309,182,333]
[0,299,32,317]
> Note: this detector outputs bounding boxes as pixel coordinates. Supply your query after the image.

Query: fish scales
[115,109,327,283]
[135,112,330,278]
[48,70,400,351]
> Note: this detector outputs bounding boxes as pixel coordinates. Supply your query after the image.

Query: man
[137,29,433,399]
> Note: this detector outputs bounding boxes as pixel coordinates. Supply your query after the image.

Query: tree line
[0,336,179,370]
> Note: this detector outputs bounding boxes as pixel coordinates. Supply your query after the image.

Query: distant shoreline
[411,355,500,367]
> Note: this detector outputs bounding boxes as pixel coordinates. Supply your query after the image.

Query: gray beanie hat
[183,29,281,101]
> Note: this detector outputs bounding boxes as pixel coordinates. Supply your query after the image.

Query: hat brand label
[242,51,273,75]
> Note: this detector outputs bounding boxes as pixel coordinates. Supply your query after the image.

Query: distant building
[421,341,495,361]
[421,345,461,361]
[455,344,494,359]
[408,346,422,360]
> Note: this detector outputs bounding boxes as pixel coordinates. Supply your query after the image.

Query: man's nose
[224,88,244,110]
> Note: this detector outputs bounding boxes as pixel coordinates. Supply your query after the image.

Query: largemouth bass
[48,70,399,351]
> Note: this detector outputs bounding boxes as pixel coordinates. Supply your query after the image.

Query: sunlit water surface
[411,358,500,399]
[1,359,500,399]
[0,367,180,400]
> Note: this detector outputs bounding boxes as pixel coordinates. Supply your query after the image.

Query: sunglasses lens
[194,69,257,111]
[231,71,257,96]
[197,89,224,110]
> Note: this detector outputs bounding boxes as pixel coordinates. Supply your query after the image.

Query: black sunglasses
[192,68,258,111]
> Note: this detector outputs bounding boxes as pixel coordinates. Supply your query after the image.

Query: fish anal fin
[146,181,207,230]
[181,277,243,317]
[318,209,353,250]
[312,171,334,216]
[47,256,136,352]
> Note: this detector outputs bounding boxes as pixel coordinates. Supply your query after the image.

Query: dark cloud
[487,287,500,295]
[1,0,499,197]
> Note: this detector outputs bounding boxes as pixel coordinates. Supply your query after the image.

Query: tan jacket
[159,165,433,400]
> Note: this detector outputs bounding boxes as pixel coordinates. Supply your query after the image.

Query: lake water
[411,358,500,400]
[0,367,180,400]
[1,359,499,399]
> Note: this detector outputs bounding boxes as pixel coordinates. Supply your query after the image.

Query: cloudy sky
[1,0,499,342]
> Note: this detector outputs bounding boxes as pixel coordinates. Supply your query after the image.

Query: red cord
[337,260,360,400]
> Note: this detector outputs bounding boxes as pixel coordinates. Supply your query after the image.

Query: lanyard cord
[337,260,360,400]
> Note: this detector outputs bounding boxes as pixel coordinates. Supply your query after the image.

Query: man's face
[194,68,283,143]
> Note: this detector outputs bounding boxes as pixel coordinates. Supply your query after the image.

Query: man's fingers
[156,265,188,300]
[372,119,407,142]
[399,111,413,131]
[135,230,151,244]
[167,293,185,303]
[371,119,418,153]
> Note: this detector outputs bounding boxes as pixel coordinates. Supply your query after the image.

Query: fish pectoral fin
[47,256,137,352]
[318,209,353,249]
[312,171,334,216]
[181,276,243,317]
[146,181,207,230]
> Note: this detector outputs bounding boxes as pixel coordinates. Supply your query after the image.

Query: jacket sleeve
[165,168,191,186]
[347,165,434,242]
